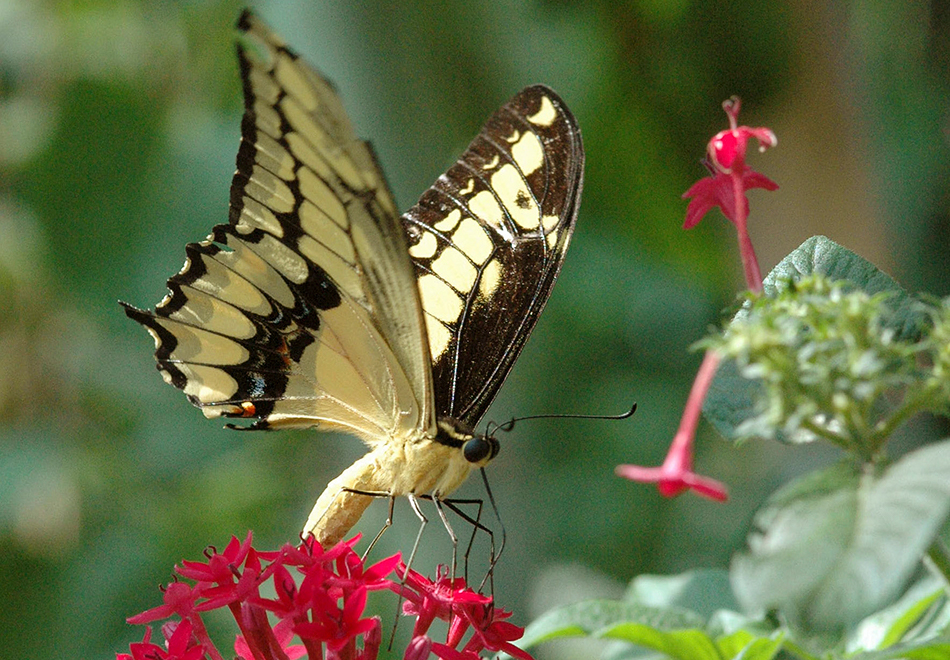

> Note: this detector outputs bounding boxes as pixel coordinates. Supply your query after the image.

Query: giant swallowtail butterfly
[123,10,584,547]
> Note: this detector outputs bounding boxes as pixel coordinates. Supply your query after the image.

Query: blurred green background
[2,0,949,658]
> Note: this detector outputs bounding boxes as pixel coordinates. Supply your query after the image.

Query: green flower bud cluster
[707,274,949,456]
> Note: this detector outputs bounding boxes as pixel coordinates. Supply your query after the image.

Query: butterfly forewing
[123,11,432,441]
[401,86,583,428]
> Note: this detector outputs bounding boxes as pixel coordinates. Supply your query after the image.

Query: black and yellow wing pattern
[123,10,583,546]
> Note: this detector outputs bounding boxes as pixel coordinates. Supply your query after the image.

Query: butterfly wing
[401,86,584,428]
[123,11,434,445]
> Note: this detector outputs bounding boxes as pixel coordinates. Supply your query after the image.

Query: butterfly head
[436,418,499,468]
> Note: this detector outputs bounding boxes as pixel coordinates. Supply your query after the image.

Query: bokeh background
[2,1,949,658]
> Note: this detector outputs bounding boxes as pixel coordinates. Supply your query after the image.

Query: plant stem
[925,539,950,591]
[799,417,853,449]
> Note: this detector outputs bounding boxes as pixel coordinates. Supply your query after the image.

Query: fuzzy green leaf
[732,439,950,632]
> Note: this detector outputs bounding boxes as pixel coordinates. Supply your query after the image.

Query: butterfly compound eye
[463,435,499,464]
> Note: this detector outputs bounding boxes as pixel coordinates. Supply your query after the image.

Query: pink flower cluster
[118,533,532,660]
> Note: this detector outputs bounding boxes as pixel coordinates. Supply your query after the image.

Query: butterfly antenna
[494,401,638,434]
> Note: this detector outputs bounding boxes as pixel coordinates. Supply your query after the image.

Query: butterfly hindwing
[123,11,432,442]
[401,86,583,427]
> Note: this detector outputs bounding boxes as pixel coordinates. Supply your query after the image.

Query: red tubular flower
[392,564,534,660]
[455,606,533,660]
[430,645,481,660]
[619,97,778,504]
[235,616,305,660]
[126,581,200,624]
[177,531,254,583]
[404,634,434,660]
[617,349,729,501]
[294,585,379,651]
[683,96,777,294]
[119,620,206,660]
[235,602,299,660]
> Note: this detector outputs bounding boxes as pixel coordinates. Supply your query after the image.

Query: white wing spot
[418,274,463,323]
[408,231,438,259]
[431,247,477,293]
[424,316,452,361]
[527,95,557,127]
[511,130,544,176]
[452,217,493,265]
[478,259,502,299]
[491,164,540,230]
[433,208,462,233]
[468,190,505,232]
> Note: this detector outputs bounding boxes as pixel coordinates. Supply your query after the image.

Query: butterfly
[122,10,584,547]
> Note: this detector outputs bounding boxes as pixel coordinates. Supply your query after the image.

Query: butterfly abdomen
[305,434,474,546]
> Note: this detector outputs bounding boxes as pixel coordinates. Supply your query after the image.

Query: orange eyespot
[241,401,257,417]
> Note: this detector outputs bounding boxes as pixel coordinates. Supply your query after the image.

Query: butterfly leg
[385,493,430,650]
[432,497,459,579]
[440,469,507,593]
[402,493,429,578]
[362,494,396,561]
[438,498,484,584]
[440,497,500,593]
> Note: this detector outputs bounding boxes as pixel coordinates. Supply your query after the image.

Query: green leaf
[518,594,787,660]
[519,599,705,648]
[732,439,950,632]
[625,569,739,617]
[714,631,785,660]
[704,235,926,443]
[599,624,720,660]
[848,577,947,651]
[850,637,950,660]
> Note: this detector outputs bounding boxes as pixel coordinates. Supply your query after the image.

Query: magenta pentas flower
[447,602,533,660]
[119,534,527,660]
[395,564,490,638]
[394,563,535,660]
[119,533,397,660]
[117,619,205,660]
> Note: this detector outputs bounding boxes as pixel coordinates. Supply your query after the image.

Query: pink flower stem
[731,171,763,293]
[673,350,722,454]
[298,616,324,660]
[189,613,225,660]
